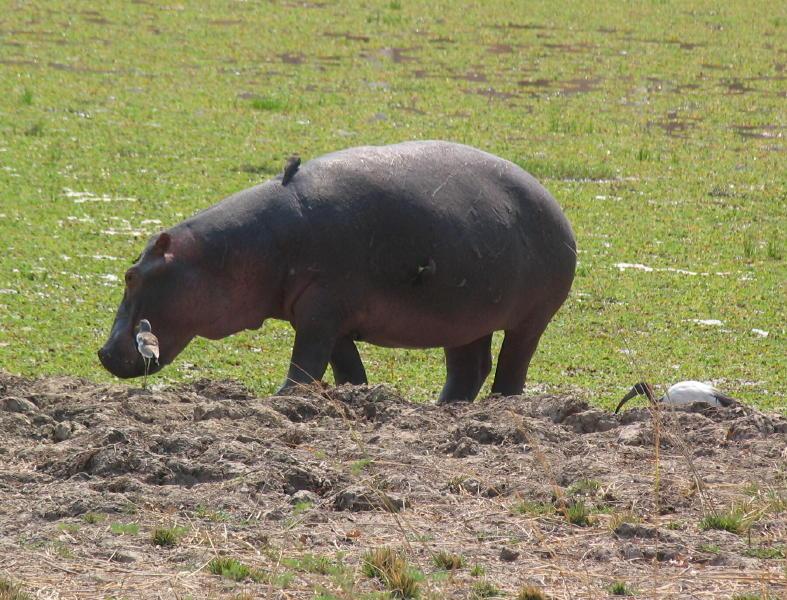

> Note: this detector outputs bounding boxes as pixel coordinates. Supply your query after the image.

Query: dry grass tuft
[0,578,31,600]
[516,585,551,599]
[361,547,420,598]
[431,550,464,570]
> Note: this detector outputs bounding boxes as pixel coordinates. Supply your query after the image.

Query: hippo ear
[152,232,171,255]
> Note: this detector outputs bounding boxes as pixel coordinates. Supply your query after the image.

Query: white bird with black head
[136,319,159,389]
[615,381,738,414]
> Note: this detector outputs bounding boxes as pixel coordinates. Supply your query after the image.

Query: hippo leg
[437,333,493,404]
[490,321,548,396]
[330,336,368,385]
[279,303,339,393]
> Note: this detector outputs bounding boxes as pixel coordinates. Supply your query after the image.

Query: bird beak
[614,387,639,414]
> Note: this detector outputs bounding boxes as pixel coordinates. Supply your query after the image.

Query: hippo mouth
[98,322,192,380]
[98,318,162,379]
[97,338,164,379]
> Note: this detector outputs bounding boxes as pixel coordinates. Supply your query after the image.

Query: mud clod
[333,484,408,512]
[1,396,38,413]
[499,547,520,561]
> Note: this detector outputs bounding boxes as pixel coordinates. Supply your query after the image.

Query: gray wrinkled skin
[99,141,576,402]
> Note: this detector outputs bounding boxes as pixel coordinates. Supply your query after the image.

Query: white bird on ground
[614,381,738,414]
[136,319,159,389]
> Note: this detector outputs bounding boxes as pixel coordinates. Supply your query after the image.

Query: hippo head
[98,229,266,379]
[98,232,194,378]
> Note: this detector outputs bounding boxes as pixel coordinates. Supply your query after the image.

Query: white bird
[136,319,159,389]
[614,380,738,414]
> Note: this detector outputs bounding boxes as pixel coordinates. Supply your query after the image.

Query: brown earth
[0,372,785,599]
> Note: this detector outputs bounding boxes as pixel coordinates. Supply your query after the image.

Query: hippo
[98,141,576,403]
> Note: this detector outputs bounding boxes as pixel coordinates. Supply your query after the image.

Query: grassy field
[0,0,784,411]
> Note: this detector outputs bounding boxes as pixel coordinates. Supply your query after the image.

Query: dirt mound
[0,372,784,599]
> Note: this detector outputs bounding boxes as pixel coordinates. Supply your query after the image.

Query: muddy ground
[0,372,784,599]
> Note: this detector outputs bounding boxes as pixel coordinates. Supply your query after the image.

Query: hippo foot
[436,397,474,407]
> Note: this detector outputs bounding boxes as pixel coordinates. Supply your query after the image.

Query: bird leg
[143,357,149,389]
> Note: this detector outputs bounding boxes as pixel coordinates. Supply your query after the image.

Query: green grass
[742,546,784,559]
[109,522,139,536]
[608,581,635,596]
[292,500,313,515]
[194,505,231,522]
[514,500,555,517]
[81,513,105,524]
[0,577,32,600]
[151,526,187,547]
[469,564,485,577]
[281,553,345,576]
[0,1,784,414]
[699,510,745,535]
[567,479,601,497]
[208,557,264,582]
[470,581,502,599]
[350,458,374,475]
[249,96,286,112]
[564,501,592,527]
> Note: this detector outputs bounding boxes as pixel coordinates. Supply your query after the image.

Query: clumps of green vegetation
[742,235,757,259]
[292,500,313,515]
[50,541,74,559]
[567,479,601,497]
[732,594,771,600]
[514,500,555,516]
[469,564,485,577]
[195,505,230,522]
[470,580,501,599]
[665,520,685,530]
[250,96,286,112]
[765,489,786,513]
[636,147,654,161]
[282,553,344,576]
[20,88,33,106]
[699,510,745,534]
[361,547,420,598]
[110,522,139,536]
[57,522,79,534]
[350,457,374,475]
[766,238,782,260]
[564,500,592,527]
[431,550,464,570]
[152,526,187,547]
[81,512,105,524]
[608,581,635,596]
[208,557,264,582]
[698,543,721,554]
[516,157,616,182]
[0,577,32,600]
[516,585,551,600]
[742,546,784,559]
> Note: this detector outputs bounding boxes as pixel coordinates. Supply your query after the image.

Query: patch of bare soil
[0,372,784,599]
